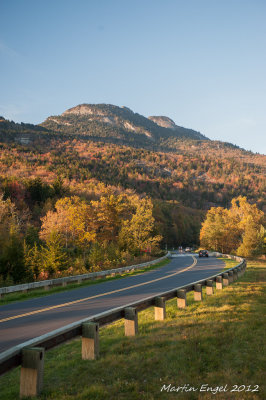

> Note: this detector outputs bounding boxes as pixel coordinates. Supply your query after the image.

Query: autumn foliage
[200,196,265,257]
[0,192,162,284]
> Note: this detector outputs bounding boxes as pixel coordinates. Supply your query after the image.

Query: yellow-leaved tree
[200,196,265,257]
[40,196,96,253]
[119,197,162,256]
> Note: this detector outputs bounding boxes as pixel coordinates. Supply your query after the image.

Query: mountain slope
[41,103,208,143]
[149,115,205,140]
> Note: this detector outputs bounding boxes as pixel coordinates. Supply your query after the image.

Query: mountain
[40,103,208,143]
[148,115,205,140]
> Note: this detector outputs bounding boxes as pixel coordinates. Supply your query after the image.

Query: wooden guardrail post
[154,297,166,320]
[82,322,99,360]
[124,307,138,336]
[206,280,214,295]
[228,271,234,283]
[222,273,229,286]
[20,347,44,398]
[177,289,187,308]
[242,262,246,274]
[194,284,202,301]
[216,276,223,290]
[233,269,238,281]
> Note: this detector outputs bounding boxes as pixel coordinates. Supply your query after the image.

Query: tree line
[0,192,162,285]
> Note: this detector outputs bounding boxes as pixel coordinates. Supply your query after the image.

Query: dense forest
[0,105,265,285]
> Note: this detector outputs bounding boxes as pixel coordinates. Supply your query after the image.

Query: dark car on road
[199,250,209,257]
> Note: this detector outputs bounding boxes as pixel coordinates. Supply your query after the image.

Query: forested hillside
[0,105,265,285]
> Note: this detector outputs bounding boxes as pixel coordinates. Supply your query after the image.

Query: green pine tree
[41,232,69,277]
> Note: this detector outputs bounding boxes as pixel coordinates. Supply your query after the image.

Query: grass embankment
[219,257,240,271]
[0,259,170,306]
[0,259,265,399]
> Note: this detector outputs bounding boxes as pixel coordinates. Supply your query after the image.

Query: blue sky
[0,0,265,154]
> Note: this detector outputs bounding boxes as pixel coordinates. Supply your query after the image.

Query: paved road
[0,254,224,354]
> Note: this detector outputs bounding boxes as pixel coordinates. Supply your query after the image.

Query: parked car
[185,247,191,252]
[199,250,208,257]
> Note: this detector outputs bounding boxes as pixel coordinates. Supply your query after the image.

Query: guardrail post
[62,280,67,287]
[194,284,202,301]
[206,280,214,295]
[82,322,99,360]
[216,276,223,290]
[124,307,138,336]
[177,289,187,308]
[233,269,238,281]
[20,347,44,398]
[154,297,166,320]
[243,262,246,274]
[222,273,229,286]
[228,271,234,283]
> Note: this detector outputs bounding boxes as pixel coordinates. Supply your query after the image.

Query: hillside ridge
[41,103,208,142]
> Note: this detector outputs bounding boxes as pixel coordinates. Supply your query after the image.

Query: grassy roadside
[0,259,265,399]
[0,258,170,306]
[219,257,240,271]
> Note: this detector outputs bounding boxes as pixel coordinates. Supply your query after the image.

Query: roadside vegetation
[0,193,163,287]
[200,197,265,257]
[0,258,264,399]
[219,257,239,271]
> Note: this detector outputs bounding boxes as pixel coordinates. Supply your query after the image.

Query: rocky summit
[41,103,208,143]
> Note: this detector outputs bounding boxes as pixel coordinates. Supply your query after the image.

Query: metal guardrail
[0,252,170,297]
[0,253,246,380]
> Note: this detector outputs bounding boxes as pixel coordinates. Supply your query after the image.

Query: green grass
[0,259,170,306]
[219,257,240,271]
[0,259,265,399]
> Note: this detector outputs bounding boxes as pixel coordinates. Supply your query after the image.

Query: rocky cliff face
[63,104,105,116]
[148,116,177,130]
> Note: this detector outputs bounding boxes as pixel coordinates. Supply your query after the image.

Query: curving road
[0,254,224,354]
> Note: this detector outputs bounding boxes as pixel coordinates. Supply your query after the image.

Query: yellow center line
[0,256,197,323]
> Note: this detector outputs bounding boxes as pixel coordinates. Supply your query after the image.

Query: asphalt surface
[0,254,224,354]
